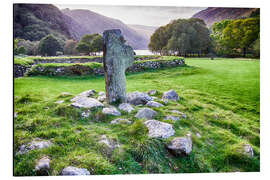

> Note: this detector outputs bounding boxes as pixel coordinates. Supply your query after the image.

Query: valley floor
[14,58,260,175]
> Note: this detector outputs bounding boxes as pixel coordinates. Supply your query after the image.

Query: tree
[75,34,103,55]
[38,34,63,56]
[64,39,78,55]
[17,46,26,54]
[17,39,40,55]
[149,18,212,56]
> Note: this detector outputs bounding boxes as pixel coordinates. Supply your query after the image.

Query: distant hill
[192,7,258,27]
[14,4,73,41]
[62,8,149,49]
[128,24,157,42]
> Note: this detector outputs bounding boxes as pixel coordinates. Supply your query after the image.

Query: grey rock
[81,110,91,118]
[146,101,164,108]
[135,108,157,119]
[35,156,50,175]
[55,100,64,104]
[164,115,180,121]
[98,135,120,156]
[118,103,135,113]
[71,90,96,102]
[102,107,121,116]
[148,90,158,96]
[61,166,90,176]
[196,133,202,138]
[162,90,179,101]
[243,144,254,157]
[71,97,104,109]
[103,29,134,104]
[127,91,154,105]
[98,91,105,96]
[144,120,175,138]
[14,112,18,118]
[97,95,106,102]
[111,118,132,125]
[171,110,187,119]
[162,99,169,104]
[17,139,53,154]
[167,134,192,156]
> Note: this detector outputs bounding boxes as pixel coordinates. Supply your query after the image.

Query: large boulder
[35,156,50,175]
[102,107,121,116]
[127,91,154,105]
[118,103,135,113]
[162,90,179,101]
[144,120,175,138]
[167,134,192,156]
[103,29,134,104]
[61,166,90,176]
[135,108,157,119]
[146,101,164,108]
[17,138,53,155]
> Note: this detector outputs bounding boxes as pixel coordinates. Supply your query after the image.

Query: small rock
[148,90,158,96]
[55,100,64,104]
[35,156,50,175]
[162,89,179,101]
[17,139,53,154]
[167,134,192,156]
[127,91,154,105]
[61,166,90,176]
[118,103,135,113]
[144,120,175,138]
[171,110,187,119]
[243,144,254,157]
[71,97,104,109]
[102,107,121,116]
[98,91,105,96]
[135,108,157,119]
[164,115,180,121]
[146,101,164,108]
[111,118,132,125]
[97,95,106,102]
[14,112,18,118]
[196,133,201,138]
[81,110,91,118]
[98,135,120,156]
[71,90,96,102]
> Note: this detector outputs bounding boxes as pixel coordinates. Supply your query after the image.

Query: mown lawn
[14,57,260,175]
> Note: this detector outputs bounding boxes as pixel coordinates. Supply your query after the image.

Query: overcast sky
[55,4,206,27]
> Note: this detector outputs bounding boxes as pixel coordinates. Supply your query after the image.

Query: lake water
[134,50,154,55]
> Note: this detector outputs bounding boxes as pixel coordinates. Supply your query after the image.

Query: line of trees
[149,18,213,57]
[14,33,104,56]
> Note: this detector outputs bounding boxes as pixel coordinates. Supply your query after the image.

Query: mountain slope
[62,8,149,49]
[192,7,258,27]
[14,4,74,41]
[128,24,157,41]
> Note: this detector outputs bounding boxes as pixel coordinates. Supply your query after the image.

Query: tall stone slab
[103,29,134,104]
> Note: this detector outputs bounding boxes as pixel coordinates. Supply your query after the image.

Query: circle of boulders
[167,134,192,156]
[144,120,175,138]
[162,90,180,101]
[146,101,164,108]
[102,107,121,116]
[135,108,157,119]
[61,166,90,176]
[118,103,135,113]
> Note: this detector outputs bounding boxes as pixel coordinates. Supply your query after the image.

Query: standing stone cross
[103,29,134,104]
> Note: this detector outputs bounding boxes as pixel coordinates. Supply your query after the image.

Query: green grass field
[14,57,260,175]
